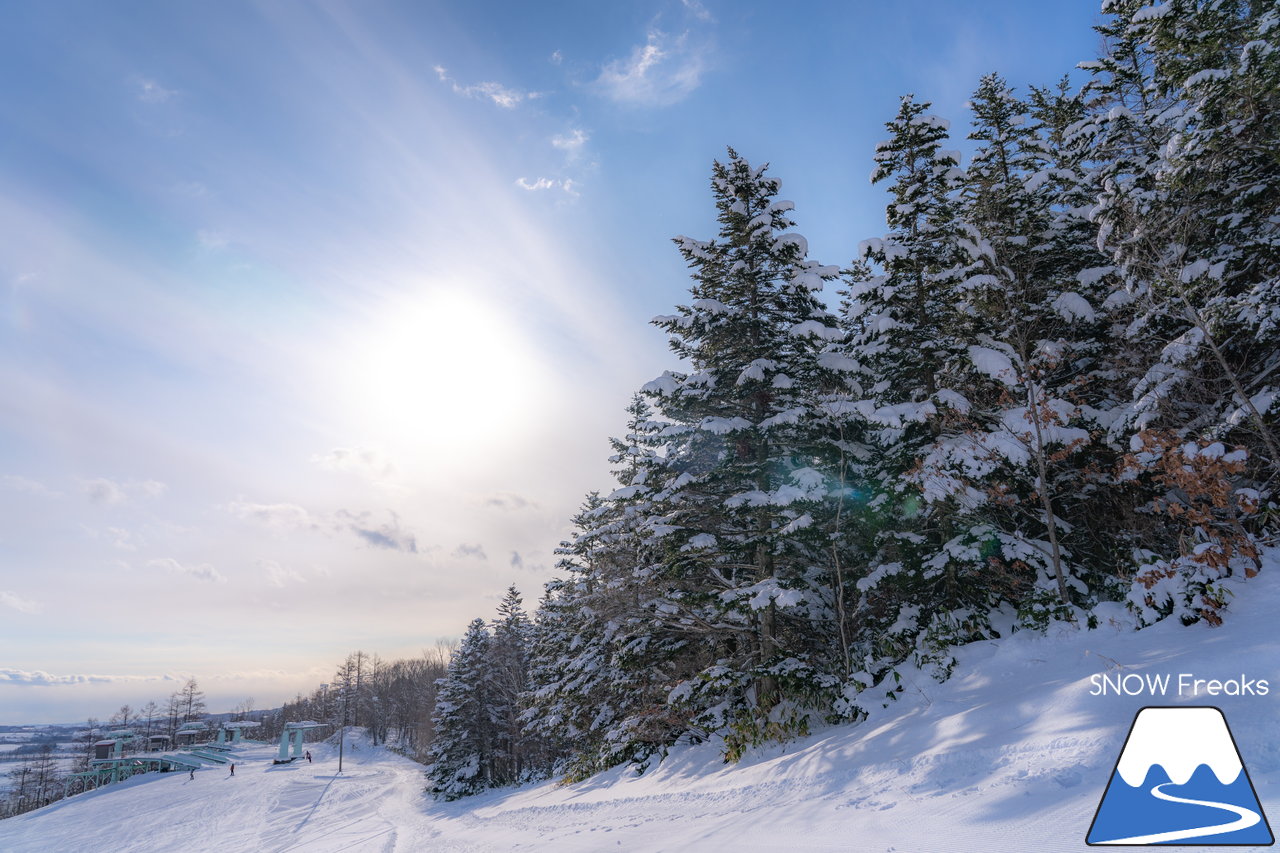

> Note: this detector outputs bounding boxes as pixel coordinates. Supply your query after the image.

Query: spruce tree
[427,618,495,799]
[640,148,843,756]
[910,74,1116,626]
[1080,0,1276,623]
[844,94,973,678]
[489,585,531,784]
[524,399,687,778]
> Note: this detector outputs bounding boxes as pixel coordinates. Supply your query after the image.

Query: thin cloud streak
[0,668,175,687]
[594,30,707,106]
[0,591,41,614]
[147,557,226,583]
[433,65,539,109]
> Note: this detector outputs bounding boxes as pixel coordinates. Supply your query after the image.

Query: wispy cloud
[594,30,706,106]
[0,668,174,686]
[227,500,320,531]
[81,477,126,506]
[148,557,226,583]
[551,128,589,158]
[0,591,40,614]
[106,526,137,551]
[549,50,563,66]
[336,509,418,553]
[312,446,396,479]
[135,479,167,497]
[453,543,487,560]
[675,0,716,21]
[482,492,536,511]
[205,666,328,682]
[1,475,59,498]
[509,550,524,570]
[681,0,715,22]
[79,477,166,505]
[134,76,177,104]
[515,176,579,197]
[228,500,419,554]
[196,229,228,251]
[257,558,305,588]
[433,65,538,109]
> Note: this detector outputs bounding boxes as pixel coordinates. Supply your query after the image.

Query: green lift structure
[274,721,326,763]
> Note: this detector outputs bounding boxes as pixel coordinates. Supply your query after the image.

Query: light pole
[337,685,348,774]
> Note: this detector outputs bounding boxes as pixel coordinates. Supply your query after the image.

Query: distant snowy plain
[2,552,1277,852]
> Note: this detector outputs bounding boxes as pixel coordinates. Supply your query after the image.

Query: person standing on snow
[230,763,235,776]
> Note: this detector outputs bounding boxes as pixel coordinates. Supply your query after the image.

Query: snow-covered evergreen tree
[525,399,690,777]
[639,148,844,756]
[437,2,1280,795]
[843,94,976,678]
[426,618,495,800]
[910,74,1118,628]
[1078,0,1277,623]
[489,585,532,784]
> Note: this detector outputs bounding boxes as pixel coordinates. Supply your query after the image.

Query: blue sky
[0,0,1102,722]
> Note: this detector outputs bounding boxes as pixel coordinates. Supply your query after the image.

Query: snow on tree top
[773,233,808,254]
[1128,2,1174,23]
[1076,266,1114,285]
[968,345,1018,386]
[1052,292,1096,322]
[789,320,842,340]
[908,114,950,131]
[1185,68,1230,87]
[642,373,681,395]
[692,298,734,315]
[1179,258,1226,283]
[698,416,752,435]
[681,533,717,551]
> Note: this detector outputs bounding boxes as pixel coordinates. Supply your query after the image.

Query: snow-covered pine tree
[910,74,1117,630]
[489,585,532,785]
[1134,0,1280,476]
[806,267,876,712]
[524,398,689,778]
[844,94,975,680]
[641,148,844,757]
[426,618,496,800]
[525,507,665,780]
[1023,75,1132,602]
[1079,0,1277,624]
[521,581,578,775]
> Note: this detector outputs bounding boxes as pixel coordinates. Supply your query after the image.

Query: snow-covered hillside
[3,556,1277,852]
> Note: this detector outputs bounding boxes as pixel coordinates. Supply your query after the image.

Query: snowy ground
[2,554,1278,852]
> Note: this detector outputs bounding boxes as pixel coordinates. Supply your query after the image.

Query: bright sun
[341,287,548,465]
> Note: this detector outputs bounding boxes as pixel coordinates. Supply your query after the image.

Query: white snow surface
[4,552,1279,852]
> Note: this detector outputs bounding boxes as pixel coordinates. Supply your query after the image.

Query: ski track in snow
[1093,781,1261,845]
[1,552,1277,852]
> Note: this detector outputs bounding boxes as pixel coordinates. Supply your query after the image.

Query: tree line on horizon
[0,677,213,818]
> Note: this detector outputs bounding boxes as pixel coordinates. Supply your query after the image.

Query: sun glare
[341,287,548,466]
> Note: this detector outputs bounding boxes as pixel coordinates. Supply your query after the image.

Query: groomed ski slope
[3,552,1277,852]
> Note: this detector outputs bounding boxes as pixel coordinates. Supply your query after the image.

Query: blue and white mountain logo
[1087,706,1273,846]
